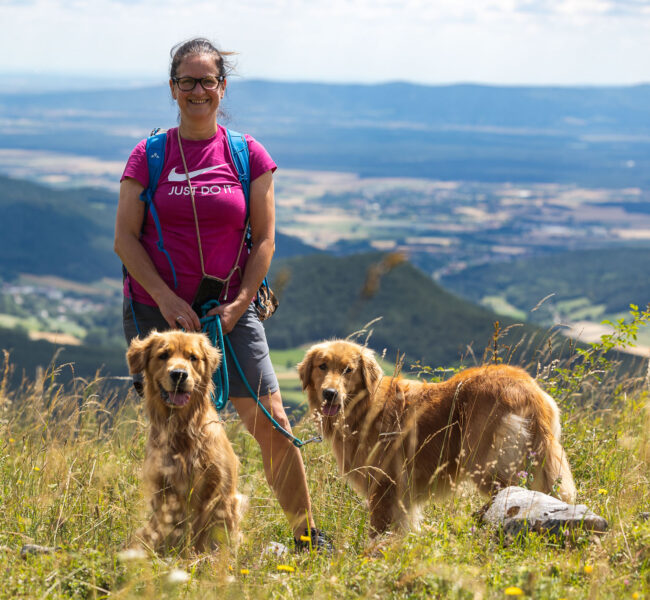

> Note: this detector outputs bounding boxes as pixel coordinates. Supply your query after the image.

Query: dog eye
[158,351,169,360]
[342,366,353,375]
[189,354,198,362]
[318,363,327,371]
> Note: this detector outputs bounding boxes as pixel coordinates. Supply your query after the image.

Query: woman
[114,37,329,552]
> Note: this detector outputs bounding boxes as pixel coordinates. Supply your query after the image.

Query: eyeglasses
[172,75,225,91]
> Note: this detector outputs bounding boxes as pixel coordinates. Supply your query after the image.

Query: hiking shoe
[294,528,333,553]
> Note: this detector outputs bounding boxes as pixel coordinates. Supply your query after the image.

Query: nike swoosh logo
[167,164,227,182]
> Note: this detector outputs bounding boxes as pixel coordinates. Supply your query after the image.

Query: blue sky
[1,0,649,86]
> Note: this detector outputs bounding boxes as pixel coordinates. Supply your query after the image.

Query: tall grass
[1,311,650,599]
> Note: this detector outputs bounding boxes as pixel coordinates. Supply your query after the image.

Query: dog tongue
[168,391,190,407]
[322,403,340,417]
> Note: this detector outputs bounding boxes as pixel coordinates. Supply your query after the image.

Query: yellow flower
[33,466,40,472]
[504,587,524,596]
[598,488,608,495]
[240,568,249,575]
[277,565,295,573]
[8,438,15,443]
[632,593,639,600]
[228,565,233,571]
[17,480,23,485]
[584,565,593,574]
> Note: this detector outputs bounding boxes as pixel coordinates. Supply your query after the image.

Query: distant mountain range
[1,81,648,186]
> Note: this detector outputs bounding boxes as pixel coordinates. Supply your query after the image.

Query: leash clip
[298,435,323,447]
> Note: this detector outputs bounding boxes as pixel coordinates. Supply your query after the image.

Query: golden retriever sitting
[298,340,576,537]
[126,330,243,553]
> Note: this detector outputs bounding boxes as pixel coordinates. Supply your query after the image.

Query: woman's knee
[232,392,291,441]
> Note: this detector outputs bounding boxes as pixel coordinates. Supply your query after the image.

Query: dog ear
[297,350,314,390]
[198,334,222,374]
[360,346,383,394]
[126,332,158,374]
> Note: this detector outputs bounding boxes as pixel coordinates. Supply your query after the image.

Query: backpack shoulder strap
[137,128,178,288]
[225,128,251,215]
[144,128,167,199]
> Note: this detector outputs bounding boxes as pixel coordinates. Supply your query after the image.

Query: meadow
[1,310,650,599]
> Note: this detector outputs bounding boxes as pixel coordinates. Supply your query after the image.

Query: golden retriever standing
[298,340,576,537]
[127,330,243,553]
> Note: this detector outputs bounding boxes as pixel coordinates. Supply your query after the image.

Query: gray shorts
[123,298,279,398]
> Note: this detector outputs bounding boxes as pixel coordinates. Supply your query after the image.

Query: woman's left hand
[206,301,249,335]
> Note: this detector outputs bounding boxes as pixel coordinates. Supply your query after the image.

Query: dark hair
[169,37,235,80]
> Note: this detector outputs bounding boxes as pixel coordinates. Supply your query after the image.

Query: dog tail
[529,389,576,503]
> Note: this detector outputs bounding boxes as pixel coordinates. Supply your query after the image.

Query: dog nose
[322,388,338,403]
[169,369,188,385]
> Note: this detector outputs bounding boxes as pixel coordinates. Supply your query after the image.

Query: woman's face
[170,53,226,125]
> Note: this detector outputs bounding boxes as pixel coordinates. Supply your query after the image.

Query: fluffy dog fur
[126,330,243,553]
[298,340,576,537]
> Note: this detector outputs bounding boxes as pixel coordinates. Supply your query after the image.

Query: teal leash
[199,301,229,411]
[199,300,321,449]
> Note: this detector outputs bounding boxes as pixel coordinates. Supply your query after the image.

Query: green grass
[555,298,607,322]
[0,312,86,337]
[269,347,309,374]
[480,296,528,321]
[2,314,650,599]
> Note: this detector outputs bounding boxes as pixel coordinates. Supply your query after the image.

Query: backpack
[129,127,277,320]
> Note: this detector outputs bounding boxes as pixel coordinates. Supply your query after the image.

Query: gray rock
[19,544,58,559]
[481,487,608,544]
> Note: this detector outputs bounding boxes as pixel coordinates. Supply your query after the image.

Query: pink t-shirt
[121,126,276,307]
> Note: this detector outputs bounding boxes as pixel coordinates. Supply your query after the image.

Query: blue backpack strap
[225,129,252,249]
[225,128,274,302]
[140,129,178,289]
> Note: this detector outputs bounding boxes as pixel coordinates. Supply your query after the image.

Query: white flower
[167,569,191,584]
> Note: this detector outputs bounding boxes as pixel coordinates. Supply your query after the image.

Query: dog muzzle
[159,385,191,407]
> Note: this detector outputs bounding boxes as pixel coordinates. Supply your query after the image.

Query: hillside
[0,326,127,385]
[1,251,543,384]
[1,311,649,598]
[0,175,318,282]
[265,252,541,370]
[440,247,650,322]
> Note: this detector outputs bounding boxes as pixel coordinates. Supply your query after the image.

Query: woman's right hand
[156,290,201,332]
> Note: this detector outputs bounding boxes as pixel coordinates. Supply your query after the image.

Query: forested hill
[0,176,319,282]
[265,253,541,370]
[440,247,650,321]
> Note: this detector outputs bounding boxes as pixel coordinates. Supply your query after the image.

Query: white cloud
[0,0,648,84]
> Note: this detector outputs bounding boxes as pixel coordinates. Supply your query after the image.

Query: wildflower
[632,593,639,600]
[598,488,607,495]
[583,565,593,574]
[33,466,40,472]
[8,438,15,443]
[17,480,23,485]
[240,568,249,575]
[117,548,147,561]
[277,565,295,573]
[167,569,190,584]
[504,586,524,596]
[228,565,233,571]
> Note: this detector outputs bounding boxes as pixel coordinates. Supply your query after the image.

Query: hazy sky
[2,0,649,86]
